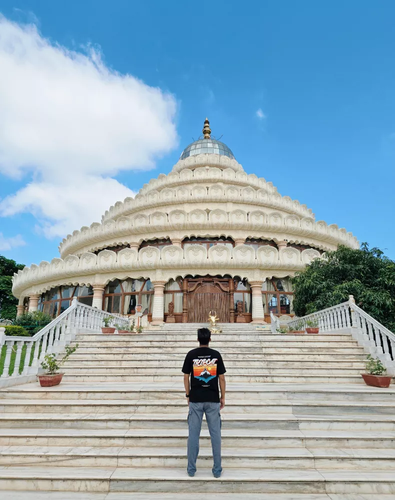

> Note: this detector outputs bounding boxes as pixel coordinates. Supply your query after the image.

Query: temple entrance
[186,276,231,323]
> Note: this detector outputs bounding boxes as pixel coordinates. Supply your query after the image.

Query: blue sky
[0,0,394,266]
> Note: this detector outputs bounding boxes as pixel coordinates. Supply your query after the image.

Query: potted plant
[306,319,319,334]
[362,355,392,388]
[102,316,115,334]
[115,323,131,334]
[38,344,78,387]
[276,326,289,334]
[136,325,143,334]
[288,321,305,334]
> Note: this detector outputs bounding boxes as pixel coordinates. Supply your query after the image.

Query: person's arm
[184,373,190,406]
[219,374,226,410]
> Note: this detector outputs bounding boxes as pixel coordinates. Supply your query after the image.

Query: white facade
[12,121,358,323]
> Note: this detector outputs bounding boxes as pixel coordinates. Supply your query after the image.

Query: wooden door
[187,281,230,323]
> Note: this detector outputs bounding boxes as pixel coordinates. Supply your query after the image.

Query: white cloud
[0,233,26,251]
[0,15,178,237]
[256,108,266,120]
[1,176,136,238]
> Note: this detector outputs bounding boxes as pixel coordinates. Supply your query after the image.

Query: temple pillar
[277,240,288,250]
[229,279,235,323]
[250,281,265,324]
[17,299,25,317]
[129,242,139,251]
[92,285,105,310]
[151,281,166,325]
[28,294,40,312]
[171,238,182,247]
[182,279,188,323]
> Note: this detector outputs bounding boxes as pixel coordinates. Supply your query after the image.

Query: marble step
[73,347,365,354]
[8,493,390,500]
[2,399,394,416]
[2,445,395,469]
[63,359,366,368]
[1,428,394,449]
[0,466,394,493]
[2,383,393,401]
[0,413,393,431]
[69,352,366,361]
[62,373,364,383]
[76,333,357,345]
[5,492,395,500]
[61,365,365,375]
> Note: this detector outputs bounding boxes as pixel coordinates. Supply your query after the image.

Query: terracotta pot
[306,327,319,334]
[288,330,305,335]
[38,373,64,387]
[102,327,116,334]
[362,373,392,388]
[118,330,130,334]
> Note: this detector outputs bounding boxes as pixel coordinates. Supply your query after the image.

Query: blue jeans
[187,401,222,476]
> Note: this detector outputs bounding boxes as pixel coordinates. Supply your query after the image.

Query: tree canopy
[0,256,25,320]
[292,244,395,332]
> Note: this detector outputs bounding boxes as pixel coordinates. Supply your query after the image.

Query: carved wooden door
[188,281,230,323]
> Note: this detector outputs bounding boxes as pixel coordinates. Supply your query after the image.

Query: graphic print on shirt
[193,358,218,382]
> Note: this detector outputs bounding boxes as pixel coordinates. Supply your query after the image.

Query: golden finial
[202,118,211,139]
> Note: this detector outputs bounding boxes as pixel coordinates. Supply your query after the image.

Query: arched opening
[103,278,153,319]
[261,277,294,322]
[233,278,252,323]
[38,285,94,317]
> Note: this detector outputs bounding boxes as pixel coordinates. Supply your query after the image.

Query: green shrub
[13,311,52,334]
[365,355,387,376]
[4,325,30,336]
[41,344,79,375]
[306,319,319,328]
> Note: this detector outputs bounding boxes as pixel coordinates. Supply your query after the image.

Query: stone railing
[13,244,321,297]
[0,299,129,386]
[286,297,395,376]
[270,312,280,333]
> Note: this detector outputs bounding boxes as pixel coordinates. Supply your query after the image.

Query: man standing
[182,327,226,478]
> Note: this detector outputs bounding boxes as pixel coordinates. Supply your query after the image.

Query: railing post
[1,341,14,378]
[29,339,40,374]
[22,341,33,376]
[13,341,24,376]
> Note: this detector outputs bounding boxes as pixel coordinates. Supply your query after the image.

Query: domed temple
[12,119,358,324]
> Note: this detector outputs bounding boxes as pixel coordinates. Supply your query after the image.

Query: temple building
[12,119,358,324]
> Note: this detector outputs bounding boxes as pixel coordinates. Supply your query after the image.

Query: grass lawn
[0,341,40,377]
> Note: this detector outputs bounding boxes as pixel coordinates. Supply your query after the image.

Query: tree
[0,256,25,320]
[292,244,395,332]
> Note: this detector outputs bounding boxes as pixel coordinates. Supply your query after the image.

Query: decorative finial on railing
[203,118,211,139]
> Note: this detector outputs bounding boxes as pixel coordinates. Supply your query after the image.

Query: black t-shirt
[182,347,226,403]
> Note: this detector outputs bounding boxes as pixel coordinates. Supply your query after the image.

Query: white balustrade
[285,296,395,376]
[270,312,280,333]
[0,299,129,383]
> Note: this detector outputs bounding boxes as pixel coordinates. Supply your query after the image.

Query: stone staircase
[0,323,395,499]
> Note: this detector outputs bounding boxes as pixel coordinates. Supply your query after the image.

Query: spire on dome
[202,118,211,139]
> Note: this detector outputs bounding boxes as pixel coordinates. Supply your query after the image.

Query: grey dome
[180,138,235,160]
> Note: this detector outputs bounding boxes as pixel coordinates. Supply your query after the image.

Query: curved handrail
[0,300,130,382]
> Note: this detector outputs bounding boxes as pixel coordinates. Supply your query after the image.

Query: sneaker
[213,472,221,478]
[187,471,195,477]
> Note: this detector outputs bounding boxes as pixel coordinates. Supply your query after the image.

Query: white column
[151,281,166,325]
[28,294,40,312]
[171,238,182,247]
[250,281,265,324]
[277,240,288,250]
[16,300,24,317]
[92,285,105,310]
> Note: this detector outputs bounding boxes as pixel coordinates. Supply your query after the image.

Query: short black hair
[197,328,211,345]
